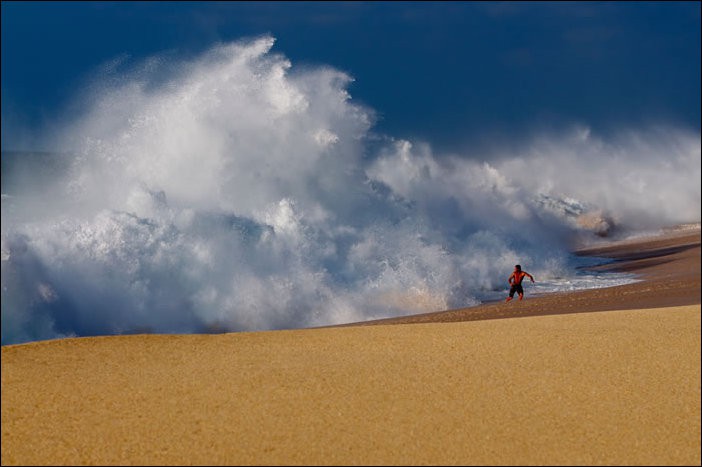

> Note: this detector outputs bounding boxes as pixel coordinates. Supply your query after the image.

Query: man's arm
[526,272,535,282]
[508,272,515,284]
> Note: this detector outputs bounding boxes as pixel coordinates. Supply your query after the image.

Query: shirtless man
[505,264,535,302]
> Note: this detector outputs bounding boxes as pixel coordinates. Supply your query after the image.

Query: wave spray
[2,37,700,344]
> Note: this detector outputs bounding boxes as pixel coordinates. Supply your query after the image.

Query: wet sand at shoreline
[350,228,700,327]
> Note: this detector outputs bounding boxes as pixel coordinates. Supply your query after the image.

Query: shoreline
[340,227,700,327]
[2,225,700,465]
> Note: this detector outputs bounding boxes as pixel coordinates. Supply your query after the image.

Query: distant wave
[2,36,700,344]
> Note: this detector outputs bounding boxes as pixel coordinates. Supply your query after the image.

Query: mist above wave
[2,36,700,344]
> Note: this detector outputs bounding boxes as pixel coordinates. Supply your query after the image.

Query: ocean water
[2,37,700,345]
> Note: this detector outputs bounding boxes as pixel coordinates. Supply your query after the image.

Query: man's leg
[506,286,515,302]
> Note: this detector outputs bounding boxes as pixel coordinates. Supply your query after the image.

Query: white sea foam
[1,36,700,344]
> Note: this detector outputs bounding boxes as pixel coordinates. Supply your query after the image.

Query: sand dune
[2,227,700,465]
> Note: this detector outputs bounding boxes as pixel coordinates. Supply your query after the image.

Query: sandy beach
[2,227,700,465]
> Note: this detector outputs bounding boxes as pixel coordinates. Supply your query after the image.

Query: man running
[505,264,535,302]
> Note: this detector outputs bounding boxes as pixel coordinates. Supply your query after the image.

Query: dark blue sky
[2,1,700,152]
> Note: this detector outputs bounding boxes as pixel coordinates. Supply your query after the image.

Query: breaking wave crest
[2,36,700,344]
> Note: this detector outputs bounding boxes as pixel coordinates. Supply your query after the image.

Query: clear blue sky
[2,1,700,152]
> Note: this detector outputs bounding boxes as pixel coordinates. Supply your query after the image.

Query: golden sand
[2,228,700,465]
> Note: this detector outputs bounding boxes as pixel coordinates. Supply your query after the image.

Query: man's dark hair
[515,264,521,270]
